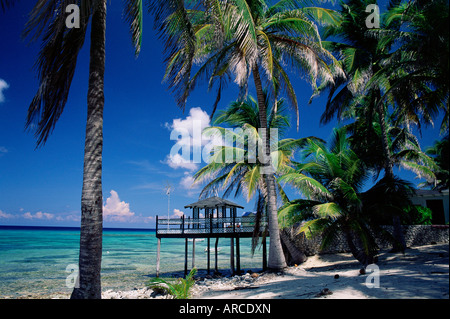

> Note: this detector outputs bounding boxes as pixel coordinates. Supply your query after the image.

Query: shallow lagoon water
[0,226,265,298]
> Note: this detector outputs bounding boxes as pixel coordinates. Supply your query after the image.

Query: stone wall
[282,225,449,256]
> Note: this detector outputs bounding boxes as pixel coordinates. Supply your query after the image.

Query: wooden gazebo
[155,196,268,276]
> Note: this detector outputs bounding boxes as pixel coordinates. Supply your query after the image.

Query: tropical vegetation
[150,0,343,271]
[313,0,448,252]
[147,267,198,299]
[194,93,321,253]
[278,128,416,266]
[421,135,450,190]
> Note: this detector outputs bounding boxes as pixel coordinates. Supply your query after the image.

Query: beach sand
[192,243,449,299]
[14,243,447,299]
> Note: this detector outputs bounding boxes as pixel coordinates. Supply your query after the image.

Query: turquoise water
[0,226,265,298]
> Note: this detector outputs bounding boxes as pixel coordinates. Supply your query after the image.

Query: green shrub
[146,268,197,299]
[403,205,433,225]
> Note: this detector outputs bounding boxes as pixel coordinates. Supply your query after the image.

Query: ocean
[0,225,265,298]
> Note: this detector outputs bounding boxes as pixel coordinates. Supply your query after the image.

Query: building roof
[184,196,244,209]
[413,189,449,197]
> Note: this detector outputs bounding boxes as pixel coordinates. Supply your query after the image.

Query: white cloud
[172,209,185,218]
[55,214,80,222]
[23,211,54,220]
[103,190,135,222]
[0,78,9,103]
[180,172,197,189]
[167,107,211,147]
[164,153,199,171]
[0,210,13,219]
[164,107,211,171]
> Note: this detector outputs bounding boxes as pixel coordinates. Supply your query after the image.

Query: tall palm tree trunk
[71,0,106,299]
[280,228,307,265]
[376,96,406,253]
[344,230,374,267]
[252,64,287,271]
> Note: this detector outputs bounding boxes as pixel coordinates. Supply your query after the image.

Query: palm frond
[298,218,330,239]
[312,202,342,219]
[124,0,143,56]
[23,0,91,147]
[150,0,197,109]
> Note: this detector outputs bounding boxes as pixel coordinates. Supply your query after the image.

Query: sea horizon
[0,224,157,232]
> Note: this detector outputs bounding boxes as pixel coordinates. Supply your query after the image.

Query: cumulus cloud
[164,107,212,170]
[103,190,135,222]
[180,172,197,189]
[171,209,185,218]
[23,211,54,220]
[0,210,13,219]
[0,78,9,103]
[165,153,199,171]
[167,107,211,147]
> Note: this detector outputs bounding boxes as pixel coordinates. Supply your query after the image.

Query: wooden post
[207,237,211,275]
[210,215,213,233]
[230,237,235,275]
[184,238,188,277]
[156,237,161,277]
[192,238,196,269]
[182,215,185,235]
[215,237,219,273]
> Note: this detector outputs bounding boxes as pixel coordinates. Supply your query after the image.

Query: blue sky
[0,1,444,229]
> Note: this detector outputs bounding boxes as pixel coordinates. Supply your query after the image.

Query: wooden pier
[155,196,268,277]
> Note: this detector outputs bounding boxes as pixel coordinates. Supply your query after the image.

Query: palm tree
[315,0,442,251]
[344,107,437,184]
[150,0,342,271]
[278,128,415,266]
[421,134,450,190]
[194,93,318,260]
[23,0,143,299]
[373,0,449,134]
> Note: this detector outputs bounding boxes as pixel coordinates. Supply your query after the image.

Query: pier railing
[156,215,267,237]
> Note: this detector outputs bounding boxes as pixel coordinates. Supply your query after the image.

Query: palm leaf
[312,202,342,219]
[300,6,342,27]
[298,218,330,239]
[124,0,143,56]
[278,171,331,200]
[23,0,91,147]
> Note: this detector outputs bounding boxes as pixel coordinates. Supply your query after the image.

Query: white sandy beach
[190,243,449,299]
[32,243,447,299]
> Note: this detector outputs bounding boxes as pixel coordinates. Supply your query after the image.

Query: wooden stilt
[236,236,240,275]
[215,237,219,273]
[207,237,211,275]
[156,238,161,277]
[192,238,196,269]
[230,237,235,275]
[184,238,188,277]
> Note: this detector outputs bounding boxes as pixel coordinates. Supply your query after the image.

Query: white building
[410,189,449,224]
